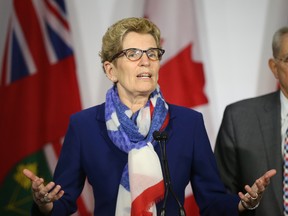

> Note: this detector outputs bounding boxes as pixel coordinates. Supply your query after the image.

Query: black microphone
[153,131,186,216]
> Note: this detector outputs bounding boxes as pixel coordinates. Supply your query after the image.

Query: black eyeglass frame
[110,48,165,62]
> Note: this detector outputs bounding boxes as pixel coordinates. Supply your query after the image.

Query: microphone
[153,131,186,216]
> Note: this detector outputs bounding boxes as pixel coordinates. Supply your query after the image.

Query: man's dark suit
[215,90,283,215]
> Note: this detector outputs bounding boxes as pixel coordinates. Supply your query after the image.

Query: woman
[23,17,276,216]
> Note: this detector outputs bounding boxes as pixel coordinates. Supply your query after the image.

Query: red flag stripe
[14,0,50,70]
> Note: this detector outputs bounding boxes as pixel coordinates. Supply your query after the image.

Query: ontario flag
[0,0,91,215]
[145,0,208,215]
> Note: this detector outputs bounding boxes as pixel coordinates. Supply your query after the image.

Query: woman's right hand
[23,169,64,214]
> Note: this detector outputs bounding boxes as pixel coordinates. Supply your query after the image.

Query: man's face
[270,34,288,97]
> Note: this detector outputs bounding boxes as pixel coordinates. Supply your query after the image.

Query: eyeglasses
[111,48,165,62]
[275,56,288,64]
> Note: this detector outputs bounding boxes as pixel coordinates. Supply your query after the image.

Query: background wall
[1,0,287,145]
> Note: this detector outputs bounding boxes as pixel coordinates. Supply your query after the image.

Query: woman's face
[106,32,160,103]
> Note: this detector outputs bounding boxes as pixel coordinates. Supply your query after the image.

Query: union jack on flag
[0,0,90,215]
[1,0,73,85]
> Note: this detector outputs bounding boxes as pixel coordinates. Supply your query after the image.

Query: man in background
[215,26,288,216]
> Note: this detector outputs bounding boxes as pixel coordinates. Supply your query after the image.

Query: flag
[0,0,91,215]
[145,0,208,214]
[144,0,207,108]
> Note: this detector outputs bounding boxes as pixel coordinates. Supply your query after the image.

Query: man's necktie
[284,128,288,215]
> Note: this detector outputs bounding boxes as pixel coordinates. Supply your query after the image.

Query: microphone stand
[153,131,186,216]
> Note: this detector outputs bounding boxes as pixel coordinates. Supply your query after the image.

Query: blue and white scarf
[105,85,169,215]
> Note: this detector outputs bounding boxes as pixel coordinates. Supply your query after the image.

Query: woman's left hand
[238,169,277,211]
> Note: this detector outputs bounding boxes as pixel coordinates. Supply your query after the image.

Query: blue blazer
[49,103,240,216]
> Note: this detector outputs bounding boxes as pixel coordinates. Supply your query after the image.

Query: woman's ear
[104,61,118,83]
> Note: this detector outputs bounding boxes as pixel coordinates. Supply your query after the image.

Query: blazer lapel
[95,103,127,159]
[259,91,282,212]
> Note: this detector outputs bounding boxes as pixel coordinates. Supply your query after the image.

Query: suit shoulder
[226,91,279,111]
[168,104,202,119]
[70,103,105,122]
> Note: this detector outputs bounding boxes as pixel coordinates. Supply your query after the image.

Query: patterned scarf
[105,85,169,216]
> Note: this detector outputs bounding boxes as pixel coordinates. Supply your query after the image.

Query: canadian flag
[145,0,208,215]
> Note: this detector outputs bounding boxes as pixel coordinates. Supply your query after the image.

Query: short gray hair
[272,26,288,58]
